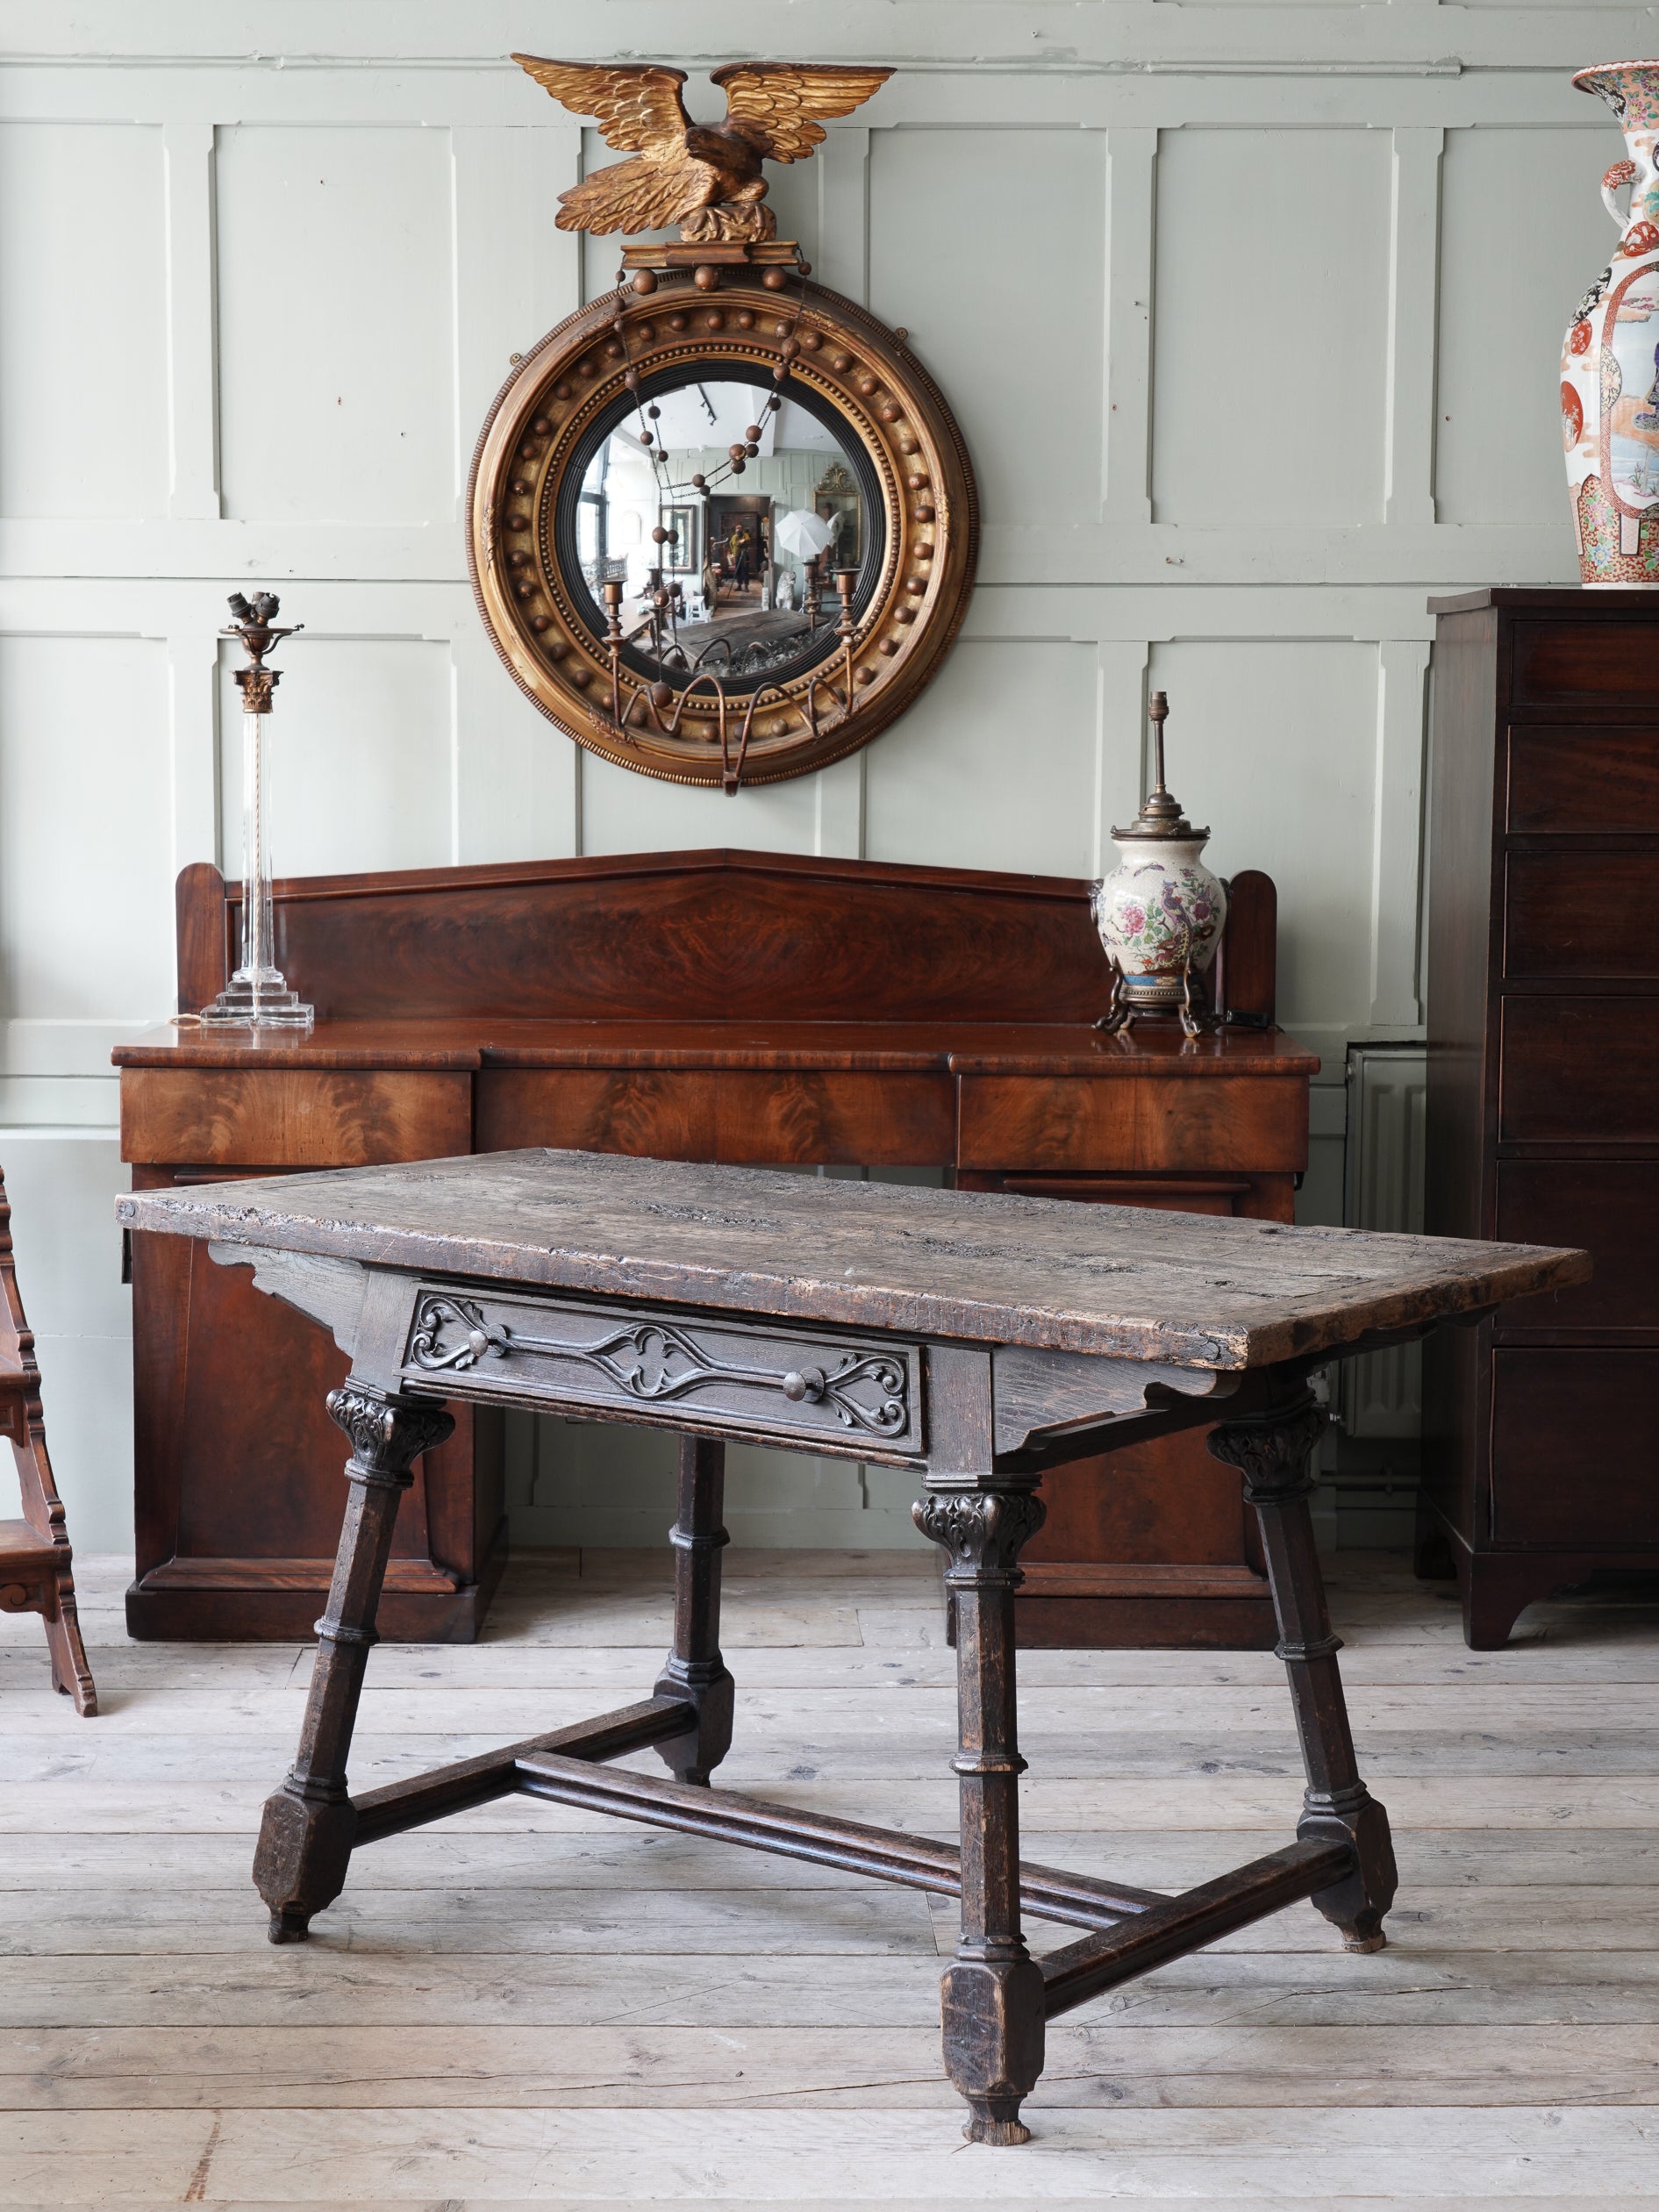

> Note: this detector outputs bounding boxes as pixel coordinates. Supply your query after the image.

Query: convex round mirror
[469,263,976,790]
[567,374,881,691]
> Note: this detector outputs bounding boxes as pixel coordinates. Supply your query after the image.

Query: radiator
[1340,1045,1427,1439]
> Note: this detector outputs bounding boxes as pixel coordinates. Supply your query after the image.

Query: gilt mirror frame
[468,246,977,791]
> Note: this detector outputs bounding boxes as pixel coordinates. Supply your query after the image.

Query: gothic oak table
[117,1149,1585,2146]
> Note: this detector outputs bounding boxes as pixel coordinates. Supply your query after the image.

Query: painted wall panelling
[1152,128,1393,526]
[0,6,1614,1549]
[0,122,169,519]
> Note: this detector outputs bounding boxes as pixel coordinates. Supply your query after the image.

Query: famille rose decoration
[1092,691,1227,1038]
[1562,62,1659,585]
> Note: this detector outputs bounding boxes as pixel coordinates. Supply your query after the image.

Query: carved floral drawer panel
[399,1285,923,1457]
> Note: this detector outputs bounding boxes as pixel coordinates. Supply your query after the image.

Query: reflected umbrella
[775,507,836,560]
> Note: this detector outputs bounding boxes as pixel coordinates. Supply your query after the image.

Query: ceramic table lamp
[1092,691,1226,1037]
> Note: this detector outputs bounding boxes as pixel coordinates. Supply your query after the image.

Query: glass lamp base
[198,976,314,1032]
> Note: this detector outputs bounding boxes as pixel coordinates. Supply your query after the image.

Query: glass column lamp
[199,591,314,1031]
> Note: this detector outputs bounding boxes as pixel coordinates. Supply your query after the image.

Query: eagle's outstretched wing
[555,154,721,236]
[710,63,891,162]
[511,57,692,154]
[512,57,712,236]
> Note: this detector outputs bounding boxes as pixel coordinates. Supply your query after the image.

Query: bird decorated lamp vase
[1562,61,1659,584]
[1092,693,1226,1034]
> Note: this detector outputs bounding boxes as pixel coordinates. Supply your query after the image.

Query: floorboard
[3,1545,1658,2202]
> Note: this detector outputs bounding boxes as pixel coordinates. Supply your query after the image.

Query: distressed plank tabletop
[115,1148,1587,1371]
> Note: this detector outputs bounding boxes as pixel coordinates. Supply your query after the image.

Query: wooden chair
[0,1167,95,1714]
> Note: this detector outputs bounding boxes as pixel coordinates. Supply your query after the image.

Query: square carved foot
[1300,1787,1398,1954]
[941,1955,1045,2147]
[253,1786,357,1944]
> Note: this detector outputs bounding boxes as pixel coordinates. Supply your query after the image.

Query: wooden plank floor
[3,1545,1658,2207]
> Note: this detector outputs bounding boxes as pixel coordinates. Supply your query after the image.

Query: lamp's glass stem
[198,652,313,1030]
[232,709,283,1005]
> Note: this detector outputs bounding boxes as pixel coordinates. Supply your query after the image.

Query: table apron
[397,1281,926,1456]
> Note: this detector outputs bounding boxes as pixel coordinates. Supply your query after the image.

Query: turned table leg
[254,1382,454,1944]
[654,1434,734,1786]
[1209,1390,1398,1952]
[915,1483,1048,2145]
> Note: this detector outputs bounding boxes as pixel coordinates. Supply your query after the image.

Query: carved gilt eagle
[511,56,891,242]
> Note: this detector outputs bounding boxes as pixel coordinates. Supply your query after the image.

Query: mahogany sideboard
[114,848,1316,1645]
[1424,588,1658,1645]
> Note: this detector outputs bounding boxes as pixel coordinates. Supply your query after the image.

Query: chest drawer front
[956,1076,1307,1173]
[1505,851,1659,979]
[1495,1161,1655,1335]
[121,1070,472,1167]
[1511,622,1659,717]
[1491,1348,1659,1548]
[400,1286,923,1457]
[1499,1000,1659,1142]
[1507,726,1659,834]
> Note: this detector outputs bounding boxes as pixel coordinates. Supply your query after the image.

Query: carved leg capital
[1206,1395,1328,1503]
[255,1384,454,1944]
[326,1384,455,1482]
[912,1485,1047,1582]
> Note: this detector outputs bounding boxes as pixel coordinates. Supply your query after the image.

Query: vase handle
[1604,160,1639,227]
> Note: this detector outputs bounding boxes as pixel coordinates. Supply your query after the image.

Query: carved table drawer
[400,1286,923,1457]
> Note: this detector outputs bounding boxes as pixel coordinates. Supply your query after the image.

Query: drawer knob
[783,1366,826,1403]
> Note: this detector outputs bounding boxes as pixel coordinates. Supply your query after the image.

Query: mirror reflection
[568,377,878,689]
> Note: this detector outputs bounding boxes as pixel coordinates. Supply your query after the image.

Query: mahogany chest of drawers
[1423,588,1659,1644]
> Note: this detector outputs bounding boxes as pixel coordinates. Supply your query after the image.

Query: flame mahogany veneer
[115,847,1317,1646]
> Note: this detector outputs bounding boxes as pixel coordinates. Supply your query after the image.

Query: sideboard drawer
[1511,620,1659,716]
[1505,851,1659,979]
[1491,1348,1659,1547]
[399,1284,923,1457]
[1495,1161,1655,1335]
[121,1069,472,1167]
[1507,725,1659,834]
[714,1071,953,1165]
[476,1069,717,1160]
[956,1076,1307,1174]
[1499,1000,1659,1142]
[475,1068,952,1166]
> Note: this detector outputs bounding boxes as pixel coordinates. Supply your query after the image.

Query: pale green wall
[0,3,1613,1552]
